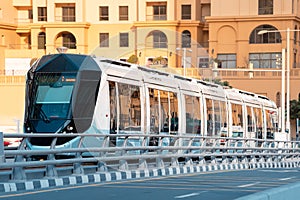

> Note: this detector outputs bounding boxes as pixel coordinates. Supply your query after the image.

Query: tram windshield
[30,73,76,121]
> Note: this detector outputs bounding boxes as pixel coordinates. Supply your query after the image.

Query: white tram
[23,53,281,151]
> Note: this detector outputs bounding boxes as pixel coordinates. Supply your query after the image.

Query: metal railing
[0,132,299,181]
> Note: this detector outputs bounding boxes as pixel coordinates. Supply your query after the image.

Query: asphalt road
[1,168,300,200]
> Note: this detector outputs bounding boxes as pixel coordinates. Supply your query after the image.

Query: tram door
[148,88,178,146]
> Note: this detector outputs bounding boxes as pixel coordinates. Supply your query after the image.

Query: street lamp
[176,48,192,76]
[258,28,299,139]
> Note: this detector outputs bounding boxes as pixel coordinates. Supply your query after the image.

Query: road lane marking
[174,192,206,199]
[238,182,260,188]
[279,177,295,181]
[259,170,298,173]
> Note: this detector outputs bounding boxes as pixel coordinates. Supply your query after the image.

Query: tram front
[24,53,101,149]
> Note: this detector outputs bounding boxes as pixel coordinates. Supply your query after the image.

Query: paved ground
[1,168,300,200]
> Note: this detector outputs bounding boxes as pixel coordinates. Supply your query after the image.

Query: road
[1,168,300,200]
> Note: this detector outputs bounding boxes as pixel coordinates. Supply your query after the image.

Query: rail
[0,132,299,182]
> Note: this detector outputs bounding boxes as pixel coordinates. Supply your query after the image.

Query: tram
[23,53,281,151]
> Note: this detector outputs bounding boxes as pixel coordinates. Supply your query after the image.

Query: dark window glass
[99,6,109,21]
[99,33,109,47]
[38,7,47,21]
[181,5,191,20]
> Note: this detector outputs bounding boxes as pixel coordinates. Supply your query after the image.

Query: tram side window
[247,106,254,132]
[185,95,201,134]
[231,103,243,137]
[160,90,169,132]
[253,107,263,139]
[265,110,275,139]
[219,101,227,137]
[118,83,141,132]
[206,99,213,136]
[169,92,178,133]
[149,88,178,135]
[109,82,117,134]
[214,101,222,136]
[149,88,160,134]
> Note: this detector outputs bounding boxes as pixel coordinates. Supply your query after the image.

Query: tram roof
[33,54,100,73]
[225,88,277,108]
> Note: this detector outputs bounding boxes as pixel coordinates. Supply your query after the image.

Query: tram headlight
[67,126,73,131]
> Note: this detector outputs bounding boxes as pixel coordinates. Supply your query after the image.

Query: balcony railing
[14,18,33,24]
[146,14,167,21]
[8,44,31,49]
[55,16,76,22]
[0,75,26,85]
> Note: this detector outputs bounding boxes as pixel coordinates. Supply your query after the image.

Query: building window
[62,33,76,49]
[258,0,273,15]
[181,5,191,20]
[62,7,75,22]
[182,30,191,48]
[249,52,281,68]
[198,57,209,68]
[119,6,128,21]
[28,10,33,19]
[100,33,109,47]
[216,54,236,68]
[99,6,109,21]
[38,7,47,21]
[153,31,167,48]
[120,33,129,47]
[153,5,167,20]
[249,25,281,44]
[38,32,46,49]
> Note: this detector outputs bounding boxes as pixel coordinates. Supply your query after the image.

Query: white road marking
[279,177,295,181]
[238,182,260,188]
[259,170,298,173]
[174,192,206,199]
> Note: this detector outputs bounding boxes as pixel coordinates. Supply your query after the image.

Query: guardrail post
[0,132,4,163]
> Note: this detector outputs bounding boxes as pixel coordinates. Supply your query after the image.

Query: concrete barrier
[236,181,300,200]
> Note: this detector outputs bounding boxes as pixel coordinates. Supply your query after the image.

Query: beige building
[0,0,300,136]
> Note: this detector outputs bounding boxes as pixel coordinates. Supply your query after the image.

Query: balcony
[55,16,76,22]
[14,18,33,25]
[13,0,31,6]
[146,14,167,21]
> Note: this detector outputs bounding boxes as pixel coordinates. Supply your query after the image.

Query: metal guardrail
[0,132,299,182]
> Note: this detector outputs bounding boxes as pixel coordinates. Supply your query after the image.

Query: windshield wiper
[34,104,50,123]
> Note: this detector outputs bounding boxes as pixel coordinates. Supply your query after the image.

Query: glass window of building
[38,7,47,21]
[249,52,281,68]
[153,5,167,20]
[62,6,75,22]
[249,25,281,44]
[62,33,76,49]
[120,32,129,47]
[38,32,46,49]
[217,54,236,68]
[99,6,109,21]
[258,0,273,15]
[182,30,191,48]
[181,5,191,20]
[28,9,33,20]
[99,33,109,47]
[198,57,209,68]
[153,31,167,48]
[119,6,128,21]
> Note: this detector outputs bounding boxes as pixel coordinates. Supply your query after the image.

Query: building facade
[0,0,300,136]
